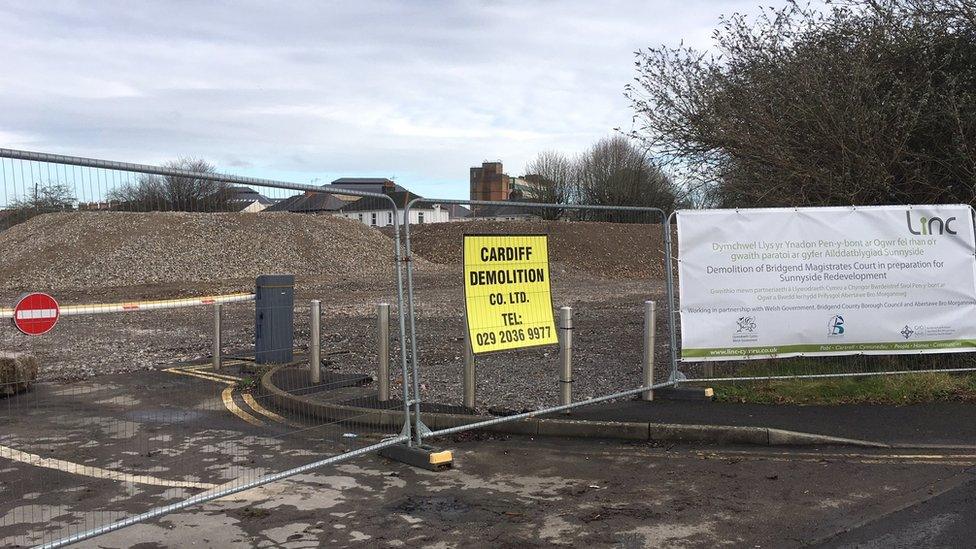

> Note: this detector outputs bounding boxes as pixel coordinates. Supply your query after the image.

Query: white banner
[677,205,976,361]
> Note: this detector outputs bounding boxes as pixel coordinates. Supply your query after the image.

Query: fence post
[212,303,222,371]
[664,212,680,383]
[642,300,656,401]
[377,303,390,401]
[310,300,321,384]
[559,306,573,407]
[463,311,475,409]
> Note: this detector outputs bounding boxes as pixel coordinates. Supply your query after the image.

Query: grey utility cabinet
[255,275,294,364]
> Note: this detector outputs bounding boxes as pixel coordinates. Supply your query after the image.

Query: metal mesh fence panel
[401,199,675,442]
[667,209,976,397]
[0,150,411,547]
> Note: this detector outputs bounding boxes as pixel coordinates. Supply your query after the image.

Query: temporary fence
[0,149,414,548]
[5,148,976,547]
[400,198,679,446]
[665,206,976,390]
[398,198,976,448]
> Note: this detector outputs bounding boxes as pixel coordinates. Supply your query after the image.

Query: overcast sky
[1,0,790,199]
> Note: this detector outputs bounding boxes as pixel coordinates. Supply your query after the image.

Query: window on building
[418,212,425,224]
[358,213,363,222]
[371,212,377,226]
[387,212,393,224]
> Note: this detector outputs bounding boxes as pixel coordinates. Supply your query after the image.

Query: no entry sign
[12,293,60,335]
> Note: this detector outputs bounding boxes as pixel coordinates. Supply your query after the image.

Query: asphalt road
[73,437,976,548]
[1,370,974,548]
[571,400,976,447]
[0,366,391,548]
[817,478,976,548]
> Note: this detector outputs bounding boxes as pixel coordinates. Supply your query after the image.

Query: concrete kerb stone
[766,428,890,448]
[537,419,650,440]
[649,423,769,446]
[260,365,889,448]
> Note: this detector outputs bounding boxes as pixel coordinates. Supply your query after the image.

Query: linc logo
[906,211,957,235]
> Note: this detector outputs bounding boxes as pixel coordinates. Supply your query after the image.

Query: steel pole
[212,303,222,371]
[377,303,390,401]
[463,311,475,409]
[642,300,656,401]
[559,306,573,407]
[663,212,680,383]
[310,300,321,384]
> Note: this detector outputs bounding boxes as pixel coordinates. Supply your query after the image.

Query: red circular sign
[12,293,60,336]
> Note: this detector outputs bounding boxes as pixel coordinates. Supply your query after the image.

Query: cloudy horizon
[2,0,795,199]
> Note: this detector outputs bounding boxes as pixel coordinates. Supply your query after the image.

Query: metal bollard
[212,303,222,371]
[463,312,475,409]
[559,306,573,407]
[642,300,656,401]
[310,300,321,384]
[377,303,390,401]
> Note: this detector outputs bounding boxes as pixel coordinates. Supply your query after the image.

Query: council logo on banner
[732,316,759,343]
[827,315,845,337]
[898,324,954,339]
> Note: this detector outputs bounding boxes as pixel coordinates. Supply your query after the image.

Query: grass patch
[236,375,259,391]
[712,372,976,405]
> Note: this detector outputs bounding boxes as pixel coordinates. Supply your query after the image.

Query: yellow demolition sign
[463,234,558,354]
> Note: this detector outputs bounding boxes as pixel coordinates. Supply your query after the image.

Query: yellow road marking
[696,449,976,462]
[242,393,299,427]
[0,444,216,489]
[165,367,266,427]
[551,446,976,466]
[163,367,235,385]
[221,387,264,426]
[184,366,242,382]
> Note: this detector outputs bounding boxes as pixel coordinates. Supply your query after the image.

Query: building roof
[229,186,273,206]
[331,177,394,185]
[472,201,536,218]
[263,192,347,213]
[338,191,426,212]
[328,177,407,194]
[444,204,471,218]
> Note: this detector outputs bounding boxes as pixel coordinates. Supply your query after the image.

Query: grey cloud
[1,0,788,197]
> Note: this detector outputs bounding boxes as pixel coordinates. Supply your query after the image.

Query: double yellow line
[163,365,297,427]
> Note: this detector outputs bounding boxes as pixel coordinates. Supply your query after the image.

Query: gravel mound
[0,212,403,293]
[405,220,667,278]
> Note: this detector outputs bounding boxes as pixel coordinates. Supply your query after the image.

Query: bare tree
[10,182,75,211]
[2,181,76,230]
[626,0,976,208]
[575,135,682,220]
[522,150,577,219]
[108,158,232,212]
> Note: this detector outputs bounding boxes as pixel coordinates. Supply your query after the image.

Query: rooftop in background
[263,192,347,213]
[471,198,536,219]
[228,186,274,206]
[443,204,471,219]
[338,191,425,212]
[329,177,407,194]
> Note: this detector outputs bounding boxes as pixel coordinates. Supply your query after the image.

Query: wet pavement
[1,370,974,548]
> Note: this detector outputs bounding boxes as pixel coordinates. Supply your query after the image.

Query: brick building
[469,161,510,202]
